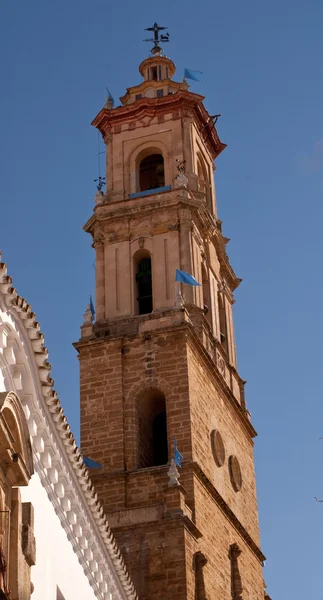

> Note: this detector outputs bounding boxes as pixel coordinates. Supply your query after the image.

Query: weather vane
[94,176,106,192]
[144,22,169,55]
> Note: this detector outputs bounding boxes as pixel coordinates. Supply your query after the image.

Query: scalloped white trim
[0,256,137,600]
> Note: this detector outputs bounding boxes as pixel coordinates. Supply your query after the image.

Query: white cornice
[0,255,138,600]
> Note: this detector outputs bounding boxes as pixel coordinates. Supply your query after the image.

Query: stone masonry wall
[192,478,265,599]
[187,339,261,546]
[79,320,265,599]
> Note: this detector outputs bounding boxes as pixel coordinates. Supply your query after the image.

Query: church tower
[75,25,270,600]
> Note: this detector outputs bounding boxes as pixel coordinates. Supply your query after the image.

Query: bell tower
[75,24,270,600]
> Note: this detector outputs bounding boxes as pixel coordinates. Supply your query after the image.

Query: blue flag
[184,68,203,82]
[174,437,183,468]
[106,87,115,107]
[176,269,201,286]
[90,295,95,317]
[83,456,103,469]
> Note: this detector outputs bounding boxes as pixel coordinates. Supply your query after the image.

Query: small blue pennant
[184,68,203,82]
[106,87,115,107]
[83,456,103,469]
[176,269,201,287]
[174,437,183,468]
[90,295,95,317]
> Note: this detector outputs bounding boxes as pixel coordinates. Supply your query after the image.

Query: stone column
[229,543,243,600]
[179,209,194,304]
[182,117,194,184]
[104,133,113,193]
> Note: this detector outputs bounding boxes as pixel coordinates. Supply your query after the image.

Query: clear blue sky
[1,1,322,597]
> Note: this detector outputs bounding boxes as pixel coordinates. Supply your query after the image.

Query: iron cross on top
[144,23,169,53]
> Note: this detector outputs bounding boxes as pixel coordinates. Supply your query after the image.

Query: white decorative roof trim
[0,256,138,600]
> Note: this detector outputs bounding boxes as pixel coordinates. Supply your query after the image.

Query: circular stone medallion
[210,429,225,467]
[229,455,242,492]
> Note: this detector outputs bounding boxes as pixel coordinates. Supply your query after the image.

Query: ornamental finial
[144,22,169,55]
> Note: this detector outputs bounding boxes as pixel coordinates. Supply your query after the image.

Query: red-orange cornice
[91,90,226,160]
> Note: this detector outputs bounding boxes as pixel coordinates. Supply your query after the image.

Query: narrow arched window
[218,292,228,354]
[135,255,153,315]
[139,154,165,192]
[202,264,211,327]
[197,155,208,195]
[197,153,213,212]
[137,389,168,469]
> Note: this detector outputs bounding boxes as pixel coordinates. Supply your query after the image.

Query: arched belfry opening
[134,250,153,315]
[137,388,168,469]
[139,154,165,192]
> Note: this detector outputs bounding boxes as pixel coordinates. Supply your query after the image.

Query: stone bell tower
[75,24,270,600]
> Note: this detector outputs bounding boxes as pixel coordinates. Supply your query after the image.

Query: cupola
[139,55,176,83]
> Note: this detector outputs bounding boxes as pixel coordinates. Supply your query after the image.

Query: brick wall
[78,320,265,599]
[187,339,261,546]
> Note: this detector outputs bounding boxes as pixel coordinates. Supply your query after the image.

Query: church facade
[0,253,137,599]
[76,27,271,600]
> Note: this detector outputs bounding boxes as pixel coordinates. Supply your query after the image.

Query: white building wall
[20,473,98,600]
[0,262,137,600]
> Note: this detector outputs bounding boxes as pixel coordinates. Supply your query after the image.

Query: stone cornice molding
[83,190,197,235]
[75,313,254,439]
[92,90,226,161]
[0,258,138,600]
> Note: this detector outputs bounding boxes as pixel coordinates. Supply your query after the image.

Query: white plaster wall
[0,296,130,600]
[20,473,98,600]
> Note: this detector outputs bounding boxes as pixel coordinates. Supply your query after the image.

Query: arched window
[139,154,165,192]
[137,389,168,469]
[197,153,212,212]
[197,154,208,193]
[135,252,153,315]
[218,292,228,354]
[202,264,211,327]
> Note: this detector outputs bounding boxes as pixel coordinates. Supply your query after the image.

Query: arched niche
[0,391,33,486]
[136,388,168,469]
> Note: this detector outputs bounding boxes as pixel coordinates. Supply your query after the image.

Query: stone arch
[126,376,174,406]
[0,391,33,485]
[128,140,171,194]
